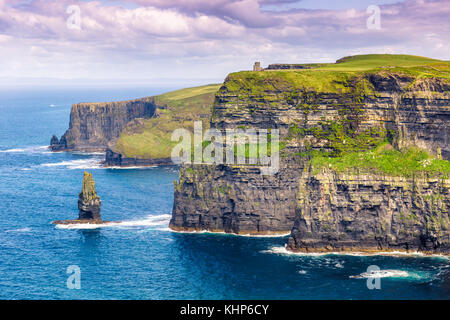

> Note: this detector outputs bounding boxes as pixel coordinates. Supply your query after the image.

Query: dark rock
[170,160,301,235]
[104,148,174,167]
[50,135,59,146]
[266,64,312,70]
[50,134,67,151]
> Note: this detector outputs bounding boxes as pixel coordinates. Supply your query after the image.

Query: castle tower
[253,62,262,71]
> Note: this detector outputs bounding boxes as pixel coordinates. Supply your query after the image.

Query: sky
[0,0,449,86]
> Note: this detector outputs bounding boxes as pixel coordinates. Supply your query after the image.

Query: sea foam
[5,227,32,233]
[349,270,410,279]
[55,214,172,230]
[261,245,449,259]
[0,146,50,153]
[41,158,104,170]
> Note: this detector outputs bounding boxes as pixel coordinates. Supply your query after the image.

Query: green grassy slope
[114,84,221,159]
[223,54,450,95]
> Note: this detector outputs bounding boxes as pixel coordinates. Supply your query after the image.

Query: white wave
[349,270,410,279]
[5,227,32,233]
[105,165,158,170]
[155,227,171,232]
[298,270,307,274]
[0,145,49,153]
[260,246,327,256]
[41,158,103,169]
[70,151,105,156]
[260,245,449,259]
[169,229,290,238]
[55,214,171,230]
[40,158,166,170]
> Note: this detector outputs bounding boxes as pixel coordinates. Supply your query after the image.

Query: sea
[0,85,448,300]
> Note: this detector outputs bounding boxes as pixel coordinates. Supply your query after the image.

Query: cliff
[170,54,450,254]
[51,84,220,166]
[287,169,449,254]
[107,84,220,166]
[171,160,302,235]
[51,97,156,152]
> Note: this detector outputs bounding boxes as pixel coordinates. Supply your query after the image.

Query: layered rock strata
[170,69,450,254]
[50,97,156,152]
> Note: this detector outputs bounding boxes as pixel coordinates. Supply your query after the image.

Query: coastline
[283,245,450,258]
[169,224,292,238]
[49,147,177,168]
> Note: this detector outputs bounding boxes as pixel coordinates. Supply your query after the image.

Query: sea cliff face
[51,85,220,167]
[170,58,450,254]
[51,97,156,152]
[105,148,173,167]
[287,169,449,254]
[171,159,302,235]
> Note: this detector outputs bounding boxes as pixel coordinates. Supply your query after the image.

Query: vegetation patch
[223,54,450,96]
[310,143,450,177]
[114,84,221,159]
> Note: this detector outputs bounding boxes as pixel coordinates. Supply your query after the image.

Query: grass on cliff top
[223,54,450,94]
[114,84,221,159]
[310,143,450,178]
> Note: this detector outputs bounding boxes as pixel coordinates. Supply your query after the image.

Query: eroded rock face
[78,172,101,220]
[50,98,157,152]
[171,72,450,254]
[170,160,302,235]
[287,169,449,254]
[104,148,173,167]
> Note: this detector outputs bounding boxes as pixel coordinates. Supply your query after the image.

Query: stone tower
[253,62,262,71]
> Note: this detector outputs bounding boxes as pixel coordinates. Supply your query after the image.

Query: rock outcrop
[78,172,101,220]
[104,148,173,167]
[53,172,104,225]
[50,97,156,152]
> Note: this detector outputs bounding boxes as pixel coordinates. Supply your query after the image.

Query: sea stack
[78,171,101,221]
[53,171,105,225]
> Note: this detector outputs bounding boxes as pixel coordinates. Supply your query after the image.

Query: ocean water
[0,86,448,300]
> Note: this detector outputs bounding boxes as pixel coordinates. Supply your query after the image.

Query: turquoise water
[0,87,448,300]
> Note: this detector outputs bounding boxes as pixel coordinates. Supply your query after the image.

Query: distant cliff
[105,84,220,166]
[50,85,220,167]
[170,54,450,254]
[50,97,156,152]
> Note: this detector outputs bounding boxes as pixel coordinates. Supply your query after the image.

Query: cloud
[0,0,448,82]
